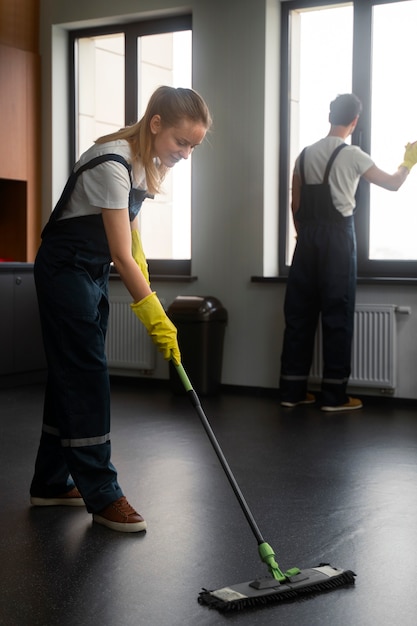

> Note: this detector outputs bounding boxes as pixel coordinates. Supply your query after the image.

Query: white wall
[40,0,417,400]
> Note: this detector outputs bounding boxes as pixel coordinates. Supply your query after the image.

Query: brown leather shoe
[321,396,363,412]
[30,487,85,507]
[93,496,147,533]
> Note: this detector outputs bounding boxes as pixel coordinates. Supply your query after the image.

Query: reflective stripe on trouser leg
[30,376,76,498]
[32,257,123,512]
[320,221,356,406]
[279,234,320,403]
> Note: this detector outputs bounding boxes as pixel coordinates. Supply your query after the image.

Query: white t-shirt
[60,140,147,219]
[294,136,374,217]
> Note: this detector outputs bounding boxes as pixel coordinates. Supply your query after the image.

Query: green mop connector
[258,543,286,581]
[258,542,301,582]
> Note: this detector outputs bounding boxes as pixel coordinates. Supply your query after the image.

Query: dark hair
[329,93,362,126]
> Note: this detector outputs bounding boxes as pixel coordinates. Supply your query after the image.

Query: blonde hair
[95,86,212,195]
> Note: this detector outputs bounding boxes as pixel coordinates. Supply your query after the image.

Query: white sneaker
[281,392,316,408]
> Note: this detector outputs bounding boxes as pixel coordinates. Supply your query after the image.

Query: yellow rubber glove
[131,292,181,365]
[131,230,150,285]
[400,142,417,171]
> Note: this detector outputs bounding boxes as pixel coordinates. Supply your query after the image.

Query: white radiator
[310,304,399,390]
[106,296,156,372]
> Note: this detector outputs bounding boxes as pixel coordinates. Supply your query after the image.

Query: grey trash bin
[167,295,228,396]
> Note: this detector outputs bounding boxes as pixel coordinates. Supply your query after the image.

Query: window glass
[282,0,417,277]
[286,5,353,264]
[74,25,192,263]
[369,1,417,260]
[76,34,125,157]
[137,31,192,259]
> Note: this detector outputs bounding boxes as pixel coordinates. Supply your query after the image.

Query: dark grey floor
[1,378,417,626]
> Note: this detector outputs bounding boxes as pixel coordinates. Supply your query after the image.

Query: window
[70,16,193,275]
[280,0,417,278]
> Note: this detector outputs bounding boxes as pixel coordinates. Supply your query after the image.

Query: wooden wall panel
[26,49,41,260]
[0,44,28,181]
[0,0,39,52]
[0,0,40,261]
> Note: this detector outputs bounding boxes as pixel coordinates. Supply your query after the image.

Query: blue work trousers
[280,217,357,406]
[30,216,123,513]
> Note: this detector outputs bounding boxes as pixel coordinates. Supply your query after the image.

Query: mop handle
[175,362,265,545]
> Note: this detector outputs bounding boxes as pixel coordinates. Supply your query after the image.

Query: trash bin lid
[167,295,227,322]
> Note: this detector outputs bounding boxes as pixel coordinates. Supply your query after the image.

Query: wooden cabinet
[0,0,41,262]
[0,265,46,377]
[0,45,41,262]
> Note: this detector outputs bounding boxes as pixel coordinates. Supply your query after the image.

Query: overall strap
[322,143,347,183]
[300,143,347,186]
[299,147,308,185]
[49,154,132,223]
[73,153,131,179]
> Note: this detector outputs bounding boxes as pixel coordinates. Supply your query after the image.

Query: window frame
[68,14,193,278]
[279,0,417,279]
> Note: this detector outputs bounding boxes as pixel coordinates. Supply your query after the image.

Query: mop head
[198,564,355,612]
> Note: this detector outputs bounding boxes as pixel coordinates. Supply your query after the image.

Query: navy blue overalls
[279,144,357,407]
[30,154,150,513]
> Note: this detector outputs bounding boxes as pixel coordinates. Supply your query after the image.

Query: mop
[175,363,355,612]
